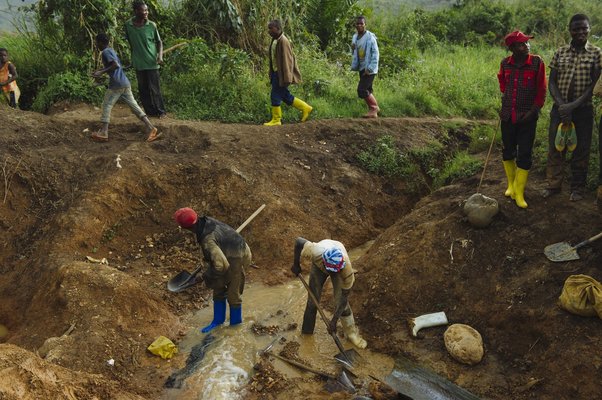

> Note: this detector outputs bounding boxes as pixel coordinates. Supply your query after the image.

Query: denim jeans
[270,71,294,106]
[101,86,145,123]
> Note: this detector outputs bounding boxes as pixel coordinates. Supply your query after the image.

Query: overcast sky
[0,0,36,32]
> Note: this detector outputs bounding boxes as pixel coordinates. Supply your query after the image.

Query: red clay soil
[0,103,600,400]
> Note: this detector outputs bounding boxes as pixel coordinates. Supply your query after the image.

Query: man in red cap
[497,30,547,209]
[174,207,252,333]
[544,14,602,202]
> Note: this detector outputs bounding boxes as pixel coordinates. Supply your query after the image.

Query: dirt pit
[0,103,600,399]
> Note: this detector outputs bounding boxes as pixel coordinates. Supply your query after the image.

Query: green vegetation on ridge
[1,0,601,188]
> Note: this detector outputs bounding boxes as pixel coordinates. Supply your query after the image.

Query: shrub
[32,71,103,113]
[434,151,482,187]
[357,135,405,177]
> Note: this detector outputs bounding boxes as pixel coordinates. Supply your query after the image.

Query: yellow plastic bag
[558,275,602,318]
[148,336,178,359]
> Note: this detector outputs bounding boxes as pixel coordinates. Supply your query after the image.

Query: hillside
[0,103,600,399]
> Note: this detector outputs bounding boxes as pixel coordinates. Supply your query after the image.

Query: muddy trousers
[301,264,351,334]
[546,105,593,192]
[207,256,247,307]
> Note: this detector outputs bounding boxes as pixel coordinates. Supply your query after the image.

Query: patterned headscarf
[322,247,346,272]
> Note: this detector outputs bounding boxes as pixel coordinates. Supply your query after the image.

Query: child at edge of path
[0,48,20,108]
[91,33,161,143]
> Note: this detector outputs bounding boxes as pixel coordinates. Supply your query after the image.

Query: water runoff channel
[160,241,481,400]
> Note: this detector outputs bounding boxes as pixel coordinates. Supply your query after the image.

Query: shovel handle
[267,351,336,379]
[236,204,266,233]
[574,231,602,250]
[297,274,350,360]
[190,264,204,277]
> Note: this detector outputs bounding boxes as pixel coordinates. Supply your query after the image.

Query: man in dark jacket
[263,19,313,126]
[174,207,252,333]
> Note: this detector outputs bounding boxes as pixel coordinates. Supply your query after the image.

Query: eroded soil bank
[0,104,600,399]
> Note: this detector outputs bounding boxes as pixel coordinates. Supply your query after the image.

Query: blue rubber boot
[230,305,242,326]
[201,299,226,333]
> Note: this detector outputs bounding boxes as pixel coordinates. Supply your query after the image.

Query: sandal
[565,122,577,152]
[146,128,162,142]
[90,133,109,142]
[554,124,566,151]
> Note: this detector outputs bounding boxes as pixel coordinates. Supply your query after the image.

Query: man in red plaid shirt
[498,30,547,209]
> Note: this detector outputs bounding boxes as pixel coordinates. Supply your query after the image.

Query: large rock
[444,323,484,365]
[463,193,499,228]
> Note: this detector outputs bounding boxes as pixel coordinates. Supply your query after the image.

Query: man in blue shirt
[91,33,160,142]
[351,16,380,118]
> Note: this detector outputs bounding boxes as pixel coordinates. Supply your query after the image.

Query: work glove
[291,263,301,276]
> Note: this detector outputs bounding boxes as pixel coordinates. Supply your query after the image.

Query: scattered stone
[444,323,484,365]
[251,323,280,336]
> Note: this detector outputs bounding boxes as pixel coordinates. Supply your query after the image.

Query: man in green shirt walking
[125,1,166,119]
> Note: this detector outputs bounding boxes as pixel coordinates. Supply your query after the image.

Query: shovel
[297,273,360,369]
[544,231,602,262]
[258,337,355,393]
[167,204,266,292]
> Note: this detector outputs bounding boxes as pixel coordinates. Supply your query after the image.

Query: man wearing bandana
[291,237,367,349]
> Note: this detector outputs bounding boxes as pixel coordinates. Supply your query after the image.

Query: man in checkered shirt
[544,14,602,201]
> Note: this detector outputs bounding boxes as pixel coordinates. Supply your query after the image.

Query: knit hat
[322,247,346,272]
[174,207,197,228]
[504,30,533,47]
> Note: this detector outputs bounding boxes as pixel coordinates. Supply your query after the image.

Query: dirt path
[0,103,600,399]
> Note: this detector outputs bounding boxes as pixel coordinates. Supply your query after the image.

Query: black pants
[301,264,351,334]
[501,118,537,170]
[546,105,593,191]
[136,69,166,117]
[357,70,376,99]
[599,116,602,185]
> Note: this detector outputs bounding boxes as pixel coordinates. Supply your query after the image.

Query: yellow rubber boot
[502,160,517,199]
[263,106,282,126]
[514,168,529,209]
[292,98,313,122]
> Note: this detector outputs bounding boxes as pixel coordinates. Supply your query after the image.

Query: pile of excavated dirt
[0,103,600,400]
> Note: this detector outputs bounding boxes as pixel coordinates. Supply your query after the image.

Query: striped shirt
[549,41,602,106]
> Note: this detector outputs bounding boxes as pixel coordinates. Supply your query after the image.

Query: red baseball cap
[504,31,533,47]
[174,207,198,228]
